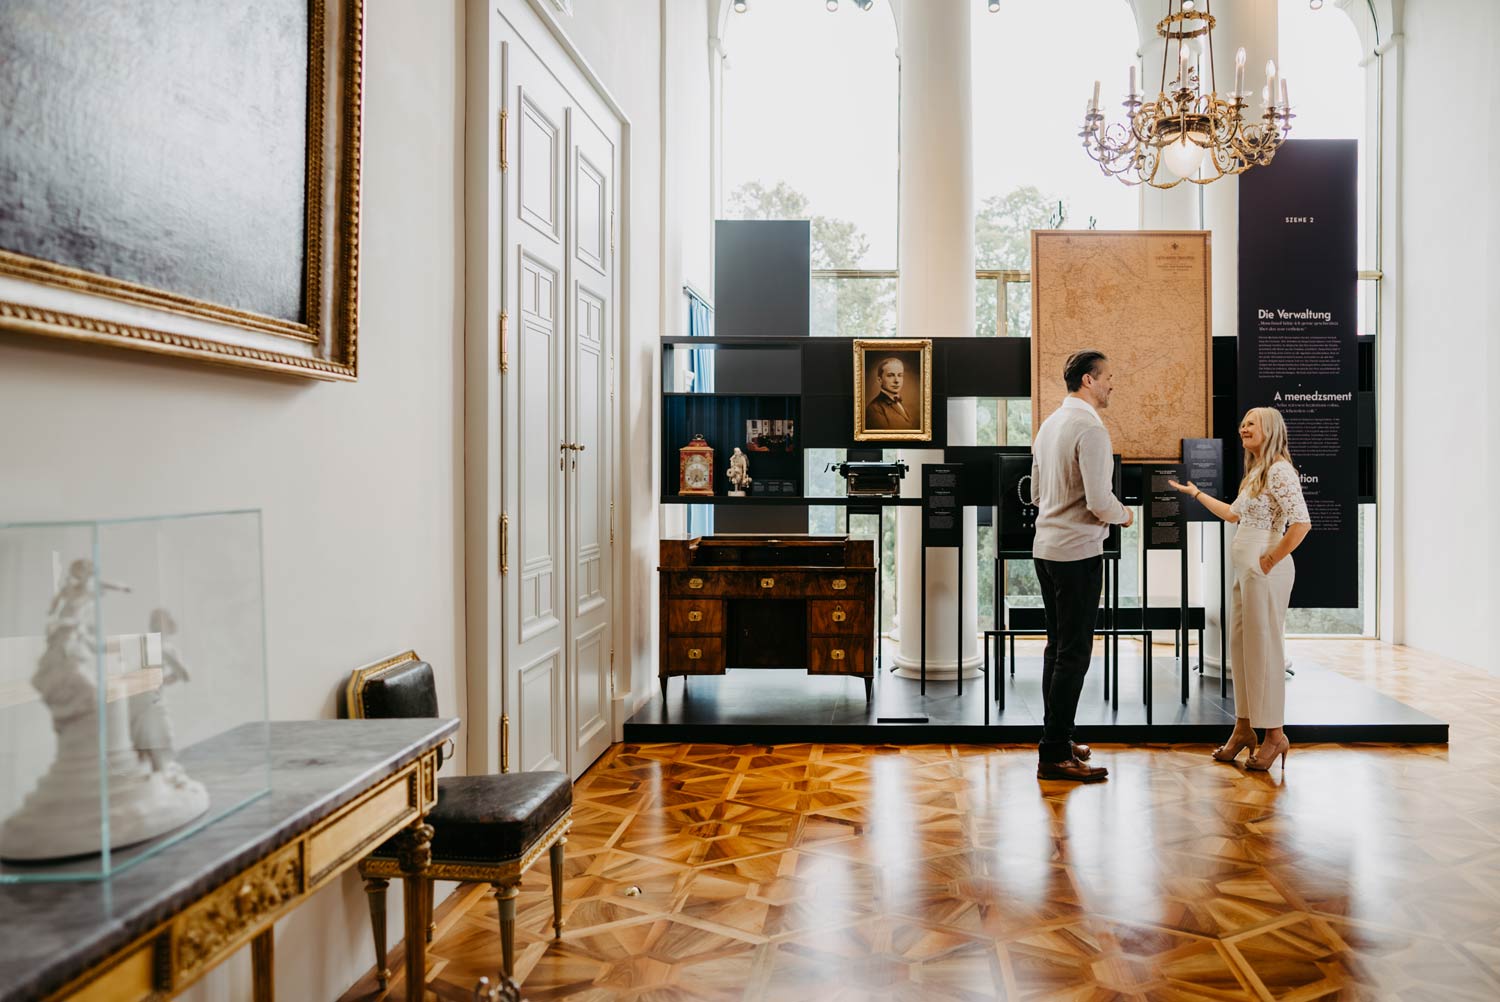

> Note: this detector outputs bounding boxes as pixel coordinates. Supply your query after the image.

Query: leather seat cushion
[371,772,572,864]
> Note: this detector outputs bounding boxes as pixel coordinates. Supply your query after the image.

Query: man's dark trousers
[1035,555,1103,763]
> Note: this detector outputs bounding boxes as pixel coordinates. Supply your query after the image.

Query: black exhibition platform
[624,644,1448,745]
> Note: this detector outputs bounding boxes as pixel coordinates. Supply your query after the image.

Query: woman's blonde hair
[1239,406,1295,497]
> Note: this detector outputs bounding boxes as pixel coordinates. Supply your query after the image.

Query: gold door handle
[831,649,845,661]
[687,648,702,660]
[832,609,847,623]
[832,578,847,591]
[688,577,704,590]
[760,577,775,589]
[688,610,703,622]
[559,441,569,471]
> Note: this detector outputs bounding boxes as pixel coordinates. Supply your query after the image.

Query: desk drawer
[666,636,725,672]
[667,599,723,634]
[808,637,869,676]
[802,572,872,598]
[809,599,867,635]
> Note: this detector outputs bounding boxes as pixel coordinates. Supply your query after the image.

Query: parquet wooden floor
[341,640,1500,1001]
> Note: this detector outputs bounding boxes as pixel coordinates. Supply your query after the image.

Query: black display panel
[996,453,1039,558]
[1181,438,1226,522]
[922,464,962,548]
[714,220,811,336]
[1147,464,1187,551]
[1239,140,1359,607]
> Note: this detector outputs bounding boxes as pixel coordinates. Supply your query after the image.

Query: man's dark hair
[1063,350,1107,392]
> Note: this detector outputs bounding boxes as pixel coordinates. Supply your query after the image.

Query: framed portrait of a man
[852,338,932,442]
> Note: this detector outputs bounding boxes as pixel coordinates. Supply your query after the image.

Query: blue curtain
[684,288,714,536]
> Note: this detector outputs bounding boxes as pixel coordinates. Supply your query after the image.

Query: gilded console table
[0,718,458,1002]
[659,535,877,700]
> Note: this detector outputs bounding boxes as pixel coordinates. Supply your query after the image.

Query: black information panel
[1146,464,1186,551]
[996,454,1038,558]
[1181,438,1226,522]
[1239,140,1359,607]
[922,464,963,548]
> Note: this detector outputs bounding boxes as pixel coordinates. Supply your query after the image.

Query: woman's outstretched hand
[1167,479,1197,496]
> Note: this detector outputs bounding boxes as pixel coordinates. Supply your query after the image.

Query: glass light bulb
[826,0,838,10]
[1162,134,1208,178]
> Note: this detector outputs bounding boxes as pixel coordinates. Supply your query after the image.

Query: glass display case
[0,510,270,882]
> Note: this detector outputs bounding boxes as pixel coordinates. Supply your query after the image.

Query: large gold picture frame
[0,0,365,381]
[852,338,933,442]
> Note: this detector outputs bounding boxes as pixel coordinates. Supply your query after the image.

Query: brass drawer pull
[687,648,702,660]
[688,610,703,622]
[831,649,845,661]
[832,578,847,590]
[688,577,704,590]
[832,609,847,623]
[760,577,775,589]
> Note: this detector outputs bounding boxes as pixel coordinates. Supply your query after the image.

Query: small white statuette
[0,564,209,863]
[726,448,752,497]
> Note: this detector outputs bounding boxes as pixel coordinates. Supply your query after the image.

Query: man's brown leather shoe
[1072,742,1091,760]
[1037,758,1108,782]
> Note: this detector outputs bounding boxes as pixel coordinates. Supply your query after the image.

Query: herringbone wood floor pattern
[341,640,1500,1001]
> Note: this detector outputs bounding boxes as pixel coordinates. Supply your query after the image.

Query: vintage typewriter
[829,459,909,497]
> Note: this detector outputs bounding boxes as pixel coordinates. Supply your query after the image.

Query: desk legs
[398,822,435,1002]
[251,928,273,1002]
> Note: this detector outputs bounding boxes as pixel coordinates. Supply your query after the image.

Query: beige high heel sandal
[1211,731,1257,763]
[1246,733,1290,771]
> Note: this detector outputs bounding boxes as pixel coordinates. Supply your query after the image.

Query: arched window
[971,0,1141,623]
[1279,0,1374,636]
[721,0,899,337]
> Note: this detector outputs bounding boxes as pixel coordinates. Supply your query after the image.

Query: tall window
[722,1,901,617]
[721,0,899,339]
[1278,0,1372,636]
[971,0,1140,625]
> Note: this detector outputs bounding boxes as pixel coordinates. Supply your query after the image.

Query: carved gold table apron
[0,718,459,1002]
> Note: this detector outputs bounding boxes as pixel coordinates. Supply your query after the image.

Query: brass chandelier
[1080,0,1293,188]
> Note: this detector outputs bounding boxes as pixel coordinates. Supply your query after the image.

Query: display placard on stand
[1146,464,1187,551]
[922,464,962,548]
[919,463,964,698]
[1181,438,1225,522]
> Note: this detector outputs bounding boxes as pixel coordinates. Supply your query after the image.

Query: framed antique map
[1030,231,1212,462]
[0,0,364,380]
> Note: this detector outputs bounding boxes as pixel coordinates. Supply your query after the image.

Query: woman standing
[1169,407,1310,771]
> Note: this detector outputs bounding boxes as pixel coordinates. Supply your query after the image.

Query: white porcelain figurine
[0,562,209,863]
[726,447,752,497]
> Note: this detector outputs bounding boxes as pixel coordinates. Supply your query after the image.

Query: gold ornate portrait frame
[0,0,365,381]
[852,338,933,442]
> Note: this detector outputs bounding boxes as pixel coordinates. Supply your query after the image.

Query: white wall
[0,1,467,997]
[1395,0,1500,670]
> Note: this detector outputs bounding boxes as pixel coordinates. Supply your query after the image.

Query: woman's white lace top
[1230,460,1311,533]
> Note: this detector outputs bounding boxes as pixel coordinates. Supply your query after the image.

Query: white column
[893,0,979,678]
[1131,0,1276,669]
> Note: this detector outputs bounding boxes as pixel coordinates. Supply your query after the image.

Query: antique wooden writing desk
[0,718,457,1002]
[659,535,877,700]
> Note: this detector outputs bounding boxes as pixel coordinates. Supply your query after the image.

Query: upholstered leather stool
[345,652,572,984]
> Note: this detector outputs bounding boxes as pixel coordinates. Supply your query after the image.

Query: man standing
[864,356,918,431]
[1030,350,1133,782]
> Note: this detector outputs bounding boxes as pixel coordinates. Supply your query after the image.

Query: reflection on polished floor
[342,640,1500,1001]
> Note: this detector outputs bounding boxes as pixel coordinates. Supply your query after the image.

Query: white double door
[500,20,617,780]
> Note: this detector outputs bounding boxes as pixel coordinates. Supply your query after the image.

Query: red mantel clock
[678,434,714,496]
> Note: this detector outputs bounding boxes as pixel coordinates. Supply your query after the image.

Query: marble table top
[0,717,458,1001]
